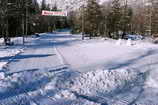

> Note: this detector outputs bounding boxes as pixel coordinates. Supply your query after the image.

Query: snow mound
[72,69,138,95]
[53,69,146,104]
[0,68,145,105]
[57,69,143,98]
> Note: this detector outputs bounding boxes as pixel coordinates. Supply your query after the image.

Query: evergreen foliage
[1,0,158,43]
[84,0,102,38]
[0,0,69,43]
[106,0,122,39]
[151,0,158,36]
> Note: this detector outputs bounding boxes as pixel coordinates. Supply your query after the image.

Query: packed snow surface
[1,31,158,104]
[0,47,23,73]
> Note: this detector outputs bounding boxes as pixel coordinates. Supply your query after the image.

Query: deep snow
[0,32,158,105]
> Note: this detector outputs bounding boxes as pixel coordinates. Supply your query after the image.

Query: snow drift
[0,67,146,105]
[54,68,145,104]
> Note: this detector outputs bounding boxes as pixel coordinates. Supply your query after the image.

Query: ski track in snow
[1,31,158,105]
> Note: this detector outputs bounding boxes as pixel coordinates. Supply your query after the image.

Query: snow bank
[115,39,137,46]
[0,64,150,105]
[58,69,139,95]
[53,68,145,105]
[114,37,157,49]
[0,69,100,105]
[0,70,53,101]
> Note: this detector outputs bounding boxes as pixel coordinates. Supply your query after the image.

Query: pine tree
[51,3,58,31]
[68,10,80,33]
[39,0,50,32]
[106,0,122,39]
[130,1,146,35]
[151,0,158,37]
[84,0,102,38]
[41,0,46,10]
[0,0,5,37]
[120,0,133,35]
[44,3,59,32]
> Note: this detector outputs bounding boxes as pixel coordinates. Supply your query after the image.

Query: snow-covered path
[54,33,158,73]
[6,33,158,74]
[6,34,64,74]
[0,33,73,105]
[7,32,158,75]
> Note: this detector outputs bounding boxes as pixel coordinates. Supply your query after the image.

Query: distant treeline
[0,0,69,39]
[0,0,158,42]
[70,0,158,39]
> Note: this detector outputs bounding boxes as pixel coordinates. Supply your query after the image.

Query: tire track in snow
[54,43,67,66]
[0,92,35,105]
[52,35,71,69]
[0,34,72,105]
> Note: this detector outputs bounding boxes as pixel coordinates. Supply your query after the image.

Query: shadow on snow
[0,54,54,62]
[104,49,158,70]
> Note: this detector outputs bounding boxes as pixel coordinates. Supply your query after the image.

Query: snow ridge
[53,41,68,66]
[54,68,146,105]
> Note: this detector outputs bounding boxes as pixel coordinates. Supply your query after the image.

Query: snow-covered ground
[0,37,25,80]
[0,31,158,105]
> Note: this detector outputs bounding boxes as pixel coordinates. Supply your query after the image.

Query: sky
[38,0,109,5]
[37,0,110,11]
